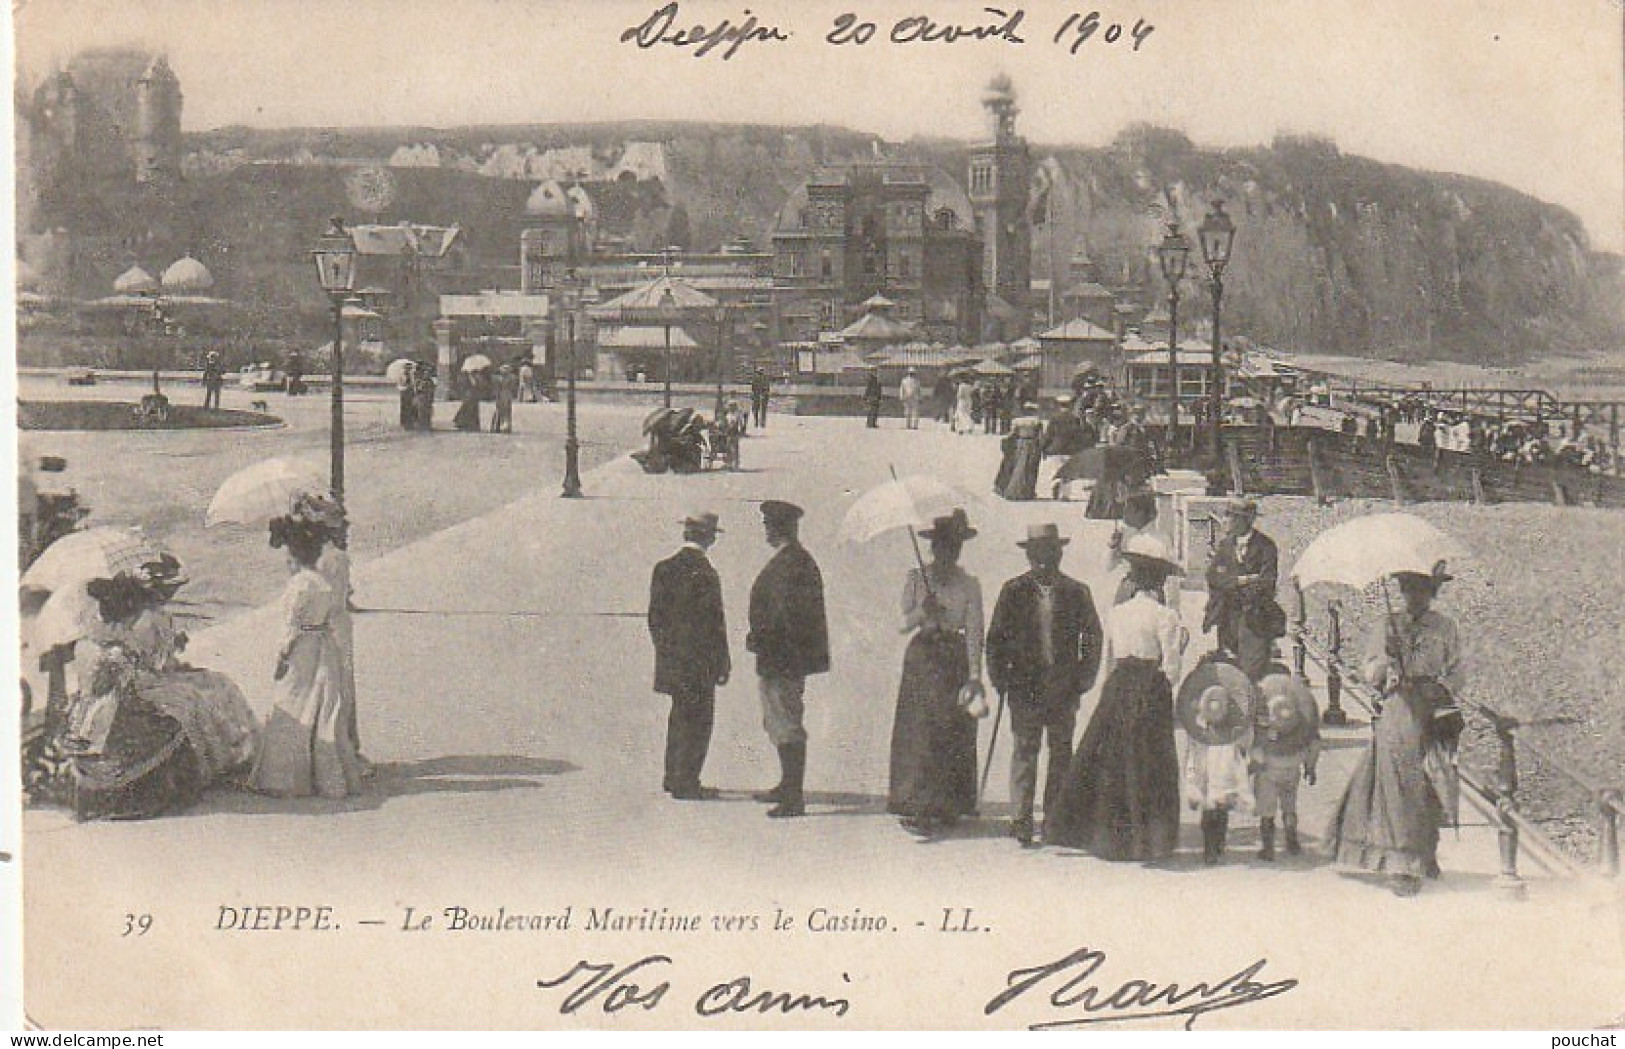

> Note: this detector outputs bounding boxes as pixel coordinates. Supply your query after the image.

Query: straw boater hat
[682,511,722,534]
[1216,496,1259,521]
[919,507,976,541]
[1176,659,1260,745]
[1017,523,1068,548]
[1256,672,1320,752]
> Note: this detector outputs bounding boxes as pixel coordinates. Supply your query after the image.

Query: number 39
[122,913,153,937]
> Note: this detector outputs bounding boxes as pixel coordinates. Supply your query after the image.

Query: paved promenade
[21,414,1625,1029]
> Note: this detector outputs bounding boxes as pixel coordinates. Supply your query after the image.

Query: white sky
[10,0,1625,251]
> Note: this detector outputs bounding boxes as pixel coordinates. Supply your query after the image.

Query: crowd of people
[23,364,1468,902]
[644,492,1467,897]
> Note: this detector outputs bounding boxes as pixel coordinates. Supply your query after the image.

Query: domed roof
[526,179,578,218]
[161,256,213,292]
[113,265,157,294]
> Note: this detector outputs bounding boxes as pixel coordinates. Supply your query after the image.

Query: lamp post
[311,217,357,501]
[560,279,584,498]
[713,304,730,423]
[658,286,678,409]
[1198,200,1236,470]
[1156,222,1192,458]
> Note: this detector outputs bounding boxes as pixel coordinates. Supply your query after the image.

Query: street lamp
[1156,221,1191,457]
[1198,200,1236,469]
[559,277,594,499]
[311,216,357,501]
[658,286,678,410]
[713,304,730,423]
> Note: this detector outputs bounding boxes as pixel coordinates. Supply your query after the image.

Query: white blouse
[1105,591,1186,683]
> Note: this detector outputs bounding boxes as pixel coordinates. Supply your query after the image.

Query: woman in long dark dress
[887,509,988,837]
[453,370,484,431]
[1326,568,1463,896]
[1047,535,1187,859]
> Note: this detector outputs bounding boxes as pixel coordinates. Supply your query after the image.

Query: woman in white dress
[250,512,365,799]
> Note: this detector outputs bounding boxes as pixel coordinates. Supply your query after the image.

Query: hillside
[19,119,1624,364]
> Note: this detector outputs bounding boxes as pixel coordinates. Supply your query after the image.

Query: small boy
[1250,673,1321,860]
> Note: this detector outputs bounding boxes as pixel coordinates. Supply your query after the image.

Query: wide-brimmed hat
[1257,672,1320,751]
[919,507,977,541]
[1177,659,1260,745]
[1017,523,1069,548]
[682,511,723,534]
[1055,393,1074,405]
[760,499,804,527]
[1121,532,1182,574]
[1218,496,1259,520]
[1393,561,1453,591]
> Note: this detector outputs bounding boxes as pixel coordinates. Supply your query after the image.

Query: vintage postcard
[5,0,1625,1031]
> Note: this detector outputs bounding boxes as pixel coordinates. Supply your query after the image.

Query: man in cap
[985,523,1103,846]
[746,500,830,818]
[648,512,731,800]
[1203,497,1283,681]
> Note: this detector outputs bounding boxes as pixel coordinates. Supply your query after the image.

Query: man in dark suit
[648,511,730,800]
[750,367,771,429]
[746,500,830,819]
[1203,497,1283,681]
[986,523,1103,846]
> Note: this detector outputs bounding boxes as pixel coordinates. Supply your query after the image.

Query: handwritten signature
[985,946,1298,1030]
[537,955,851,1019]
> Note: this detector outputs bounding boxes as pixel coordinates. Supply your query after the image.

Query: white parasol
[1290,512,1469,591]
[837,472,975,548]
[32,582,102,651]
[22,526,168,591]
[460,353,493,374]
[385,358,415,383]
[206,458,329,528]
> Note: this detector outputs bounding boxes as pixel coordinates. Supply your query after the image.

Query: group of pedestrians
[641,490,1465,895]
[647,500,827,818]
[395,361,439,432]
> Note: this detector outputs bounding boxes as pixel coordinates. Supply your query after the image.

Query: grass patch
[19,400,281,431]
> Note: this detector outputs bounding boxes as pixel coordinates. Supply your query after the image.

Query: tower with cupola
[967,74,1032,333]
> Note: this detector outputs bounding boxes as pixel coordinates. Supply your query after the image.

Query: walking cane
[978,688,1007,807]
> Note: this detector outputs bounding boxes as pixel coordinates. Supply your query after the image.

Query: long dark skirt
[399,388,417,429]
[453,395,482,431]
[1046,657,1179,859]
[888,631,978,821]
[1325,682,1443,879]
[996,436,1043,501]
[71,697,203,821]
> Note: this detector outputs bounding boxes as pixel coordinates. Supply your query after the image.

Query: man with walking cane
[985,523,1103,846]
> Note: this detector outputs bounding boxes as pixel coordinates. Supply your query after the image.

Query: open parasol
[32,581,103,651]
[22,526,168,591]
[837,472,974,549]
[1291,512,1468,592]
[460,353,494,374]
[385,358,415,383]
[206,458,329,527]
